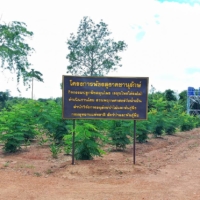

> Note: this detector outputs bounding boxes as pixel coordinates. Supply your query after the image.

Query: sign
[62,76,148,120]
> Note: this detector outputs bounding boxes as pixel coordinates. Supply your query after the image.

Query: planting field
[0,128,200,200]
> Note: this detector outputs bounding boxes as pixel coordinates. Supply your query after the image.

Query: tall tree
[179,90,189,112]
[26,69,43,99]
[0,90,10,110]
[66,16,127,76]
[164,89,177,101]
[0,21,43,89]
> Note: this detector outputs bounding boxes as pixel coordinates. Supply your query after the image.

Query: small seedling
[50,143,61,159]
[34,172,42,177]
[126,158,129,162]
[45,169,53,174]
[4,162,9,167]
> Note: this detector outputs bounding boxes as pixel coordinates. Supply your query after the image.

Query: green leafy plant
[108,120,131,150]
[0,21,44,91]
[66,16,127,76]
[180,113,196,131]
[38,100,68,144]
[0,100,42,152]
[3,162,9,167]
[50,143,61,159]
[136,120,149,143]
[195,117,200,127]
[64,121,106,160]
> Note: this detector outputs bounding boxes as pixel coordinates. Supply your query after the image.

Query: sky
[0,0,200,99]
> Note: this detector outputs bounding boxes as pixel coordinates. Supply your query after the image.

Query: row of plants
[0,95,200,160]
[0,99,68,153]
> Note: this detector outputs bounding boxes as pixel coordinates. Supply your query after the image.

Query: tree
[66,16,127,76]
[26,69,43,99]
[164,89,177,101]
[0,21,42,89]
[0,90,10,110]
[179,90,187,111]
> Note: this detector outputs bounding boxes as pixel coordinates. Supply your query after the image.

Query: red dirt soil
[0,128,200,200]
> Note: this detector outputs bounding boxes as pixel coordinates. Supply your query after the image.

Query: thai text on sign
[62,76,148,120]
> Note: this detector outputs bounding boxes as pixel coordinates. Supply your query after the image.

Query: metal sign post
[72,119,75,165]
[133,120,136,165]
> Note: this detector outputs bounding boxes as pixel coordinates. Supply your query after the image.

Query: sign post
[62,76,148,164]
[133,120,136,164]
[72,119,75,165]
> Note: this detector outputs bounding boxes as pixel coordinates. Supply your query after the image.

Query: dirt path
[0,129,200,200]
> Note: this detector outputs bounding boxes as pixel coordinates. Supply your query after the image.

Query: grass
[16,163,35,169]
[45,169,53,174]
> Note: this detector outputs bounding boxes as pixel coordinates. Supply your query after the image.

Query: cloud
[185,68,200,74]
[157,0,200,6]
[136,31,146,41]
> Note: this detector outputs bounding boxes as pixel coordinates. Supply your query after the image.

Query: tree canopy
[0,21,43,90]
[164,89,177,101]
[0,90,10,110]
[66,16,127,76]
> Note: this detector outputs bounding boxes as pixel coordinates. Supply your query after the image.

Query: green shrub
[108,120,131,150]
[148,109,165,137]
[64,121,106,160]
[2,133,24,153]
[164,103,183,135]
[180,124,194,131]
[0,100,41,152]
[38,100,68,144]
[180,113,195,131]
[153,125,164,136]
[50,143,61,158]
[165,126,176,135]
[194,116,200,128]
[164,119,178,135]
[136,120,149,143]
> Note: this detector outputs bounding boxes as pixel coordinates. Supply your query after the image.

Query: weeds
[34,172,42,177]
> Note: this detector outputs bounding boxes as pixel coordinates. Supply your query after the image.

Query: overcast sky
[0,0,200,99]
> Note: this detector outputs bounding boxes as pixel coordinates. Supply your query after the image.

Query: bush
[37,100,68,144]
[180,124,194,131]
[180,113,196,131]
[108,120,131,150]
[165,126,176,135]
[0,100,41,152]
[64,122,106,160]
[50,143,61,158]
[136,120,149,143]
[165,119,178,135]
[148,109,165,137]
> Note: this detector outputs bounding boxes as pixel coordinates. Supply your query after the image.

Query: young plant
[50,143,61,159]
[64,121,106,160]
[136,120,149,143]
[38,100,68,144]
[148,98,167,137]
[108,120,131,150]
[180,112,196,131]
[0,100,42,152]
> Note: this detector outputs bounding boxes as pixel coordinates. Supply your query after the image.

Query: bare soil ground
[0,128,200,200]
